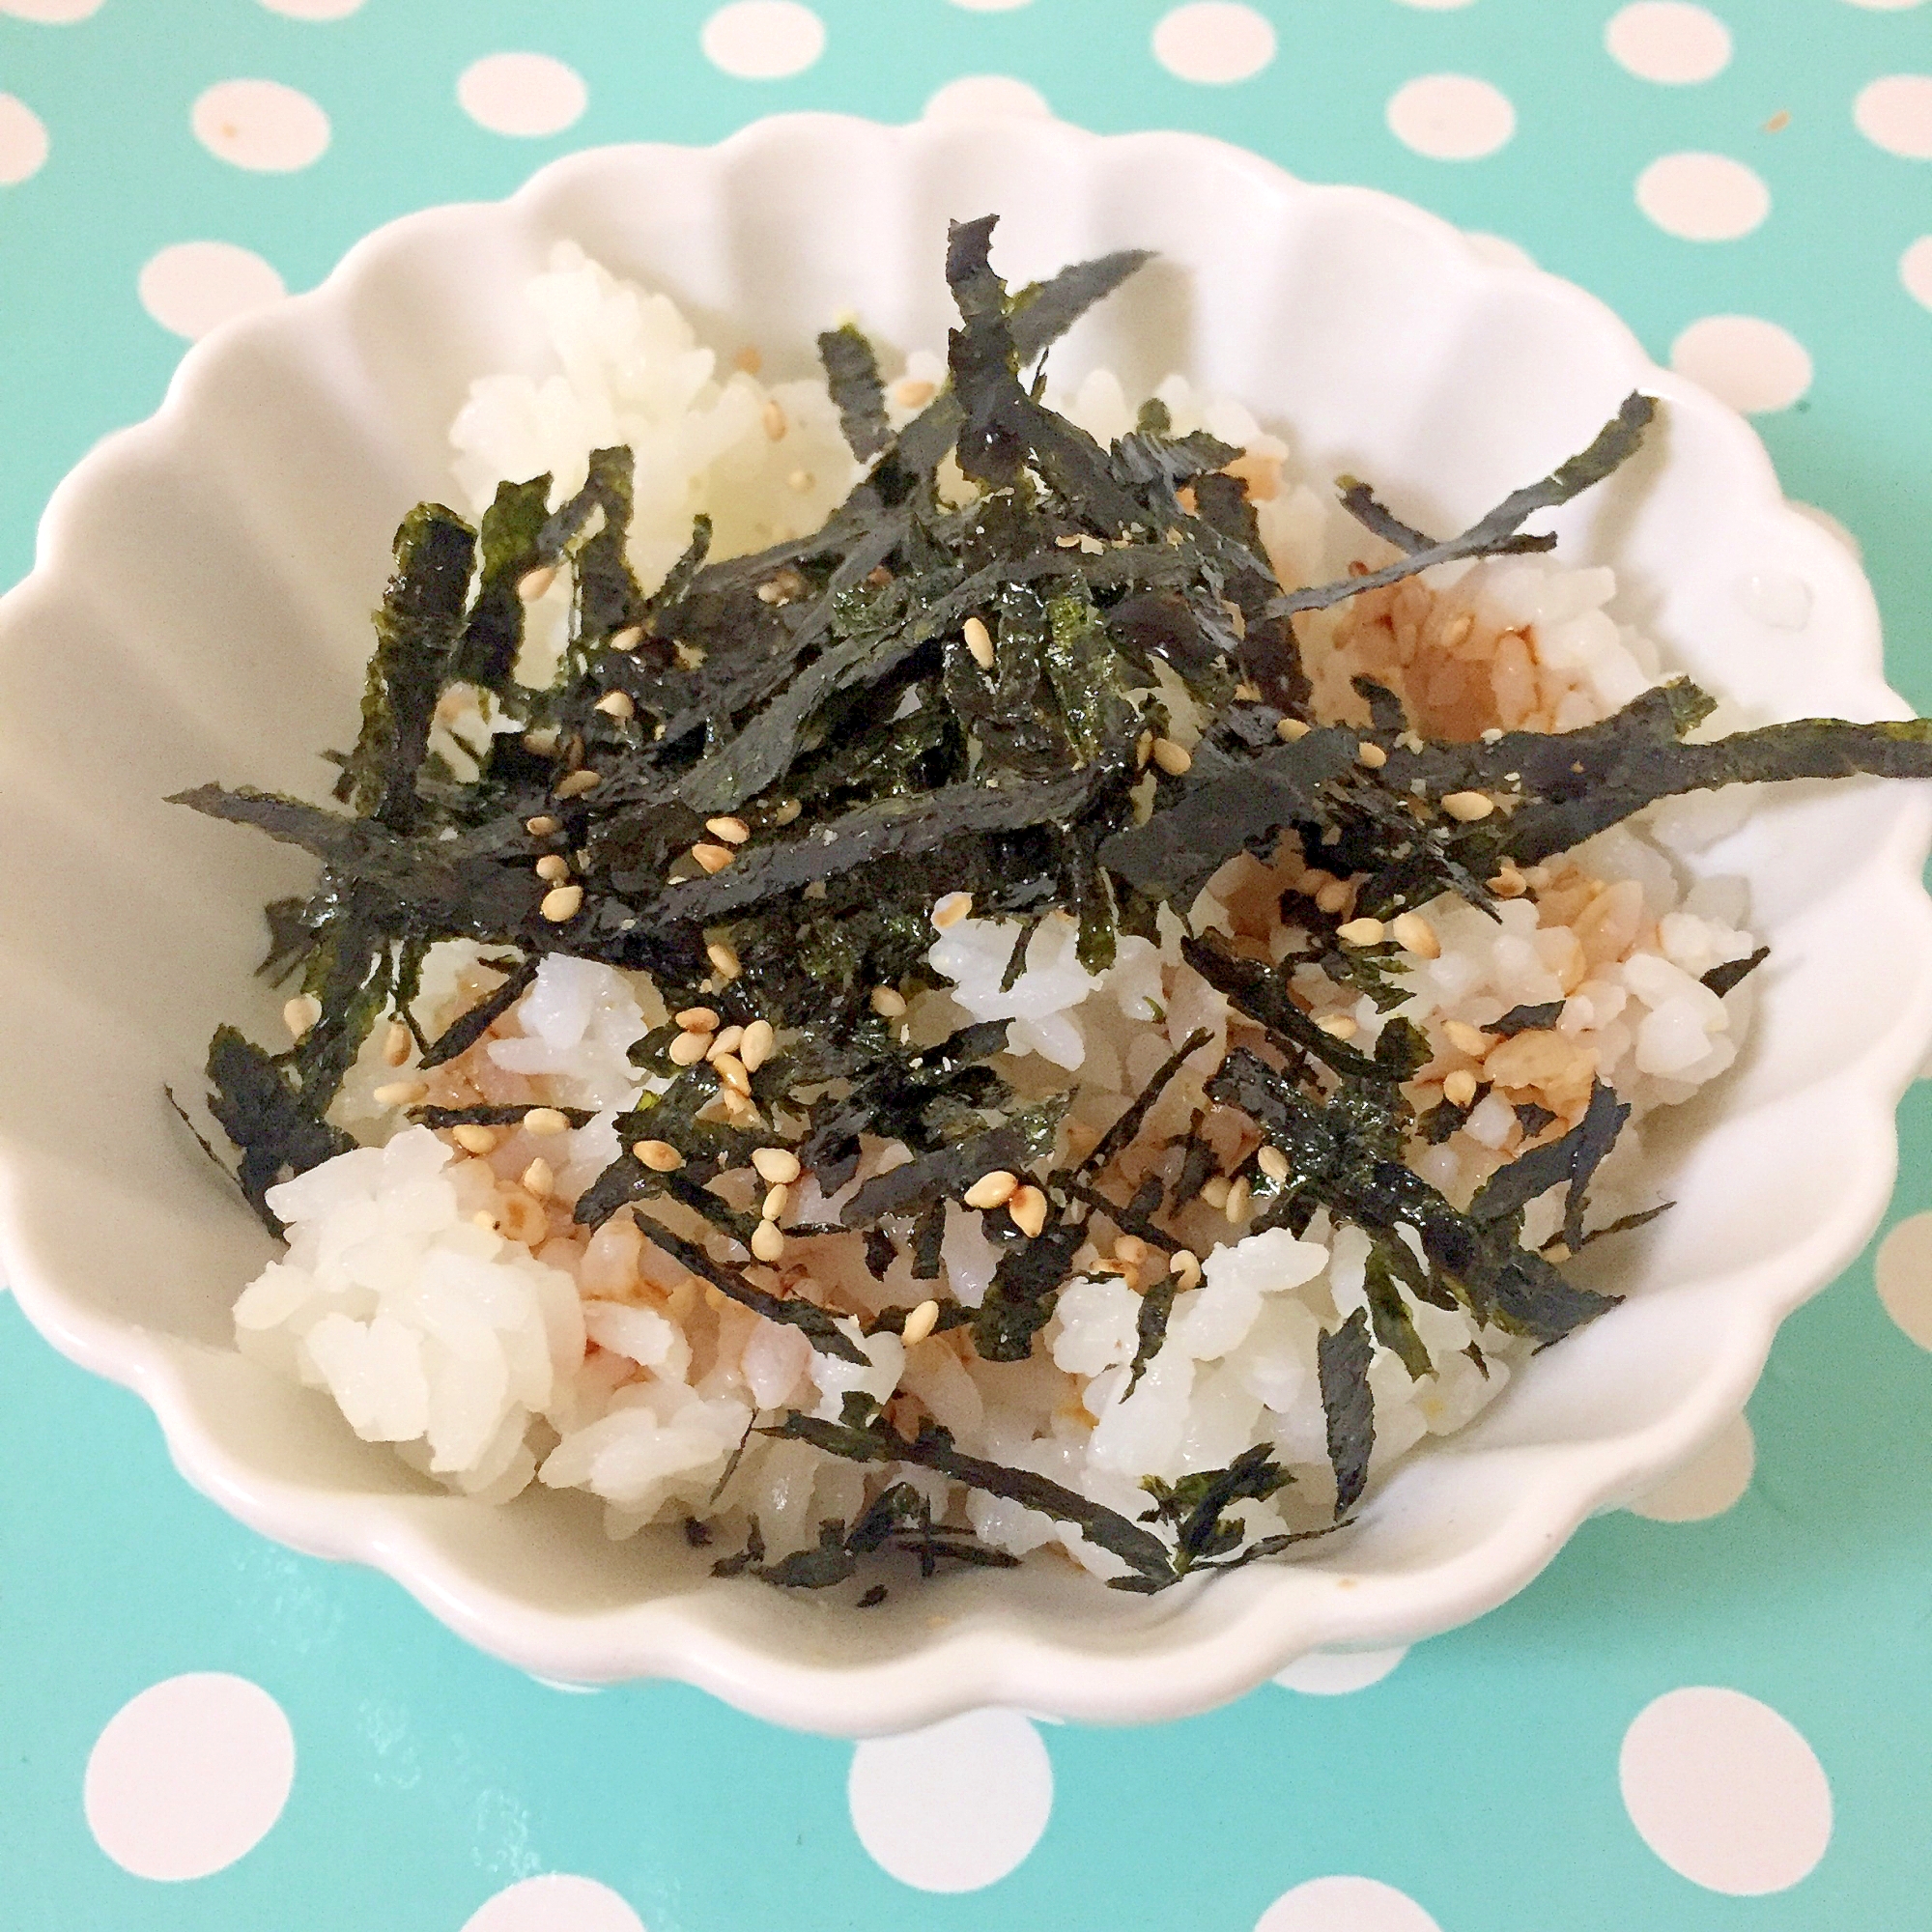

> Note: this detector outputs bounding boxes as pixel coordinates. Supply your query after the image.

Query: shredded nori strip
[1703,946,1770,997]
[1317,1309,1377,1517]
[1486,1001,1565,1037]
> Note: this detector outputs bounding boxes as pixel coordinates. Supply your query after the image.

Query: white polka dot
[461,1875,644,1932]
[1256,1876,1442,1932]
[700,2,826,80]
[191,78,329,172]
[1875,1209,1932,1345]
[1274,1646,1409,1694]
[1635,152,1770,240]
[924,74,1051,119]
[1151,4,1278,85]
[1386,74,1517,160]
[1902,235,1932,310]
[1669,315,1812,412]
[1629,1413,1755,1520]
[457,53,588,138]
[257,0,365,16]
[849,1710,1052,1891]
[1791,500,1862,560]
[1605,4,1732,84]
[1621,1688,1832,1893]
[1856,74,1932,159]
[84,1673,294,1881]
[0,0,102,18]
[1464,230,1537,270]
[139,242,287,340]
[0,94,48,184]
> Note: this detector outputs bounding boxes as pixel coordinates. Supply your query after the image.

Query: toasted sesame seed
[750,1220,785,1262]
[1336,916,1385,946]
[1172,1248,1202,1289]
[707,1024,745,1061]
[553,769,601,799]
[772,798,803,826]
[1113,1236,1150,1267]
[632,1139,684,1172]
[1257,1144,1290,1182]
[761,398,787,440]
[523,1107,569,1136]
[521,1157,554,1198]
[594,690,635,720]
[607,625,644,652]
[1316,1012,1359,1040]
[1315,879,1354,916]
[706,942,742,980]
[749,1149,799,1188]
[373,1080,426,1107]
[900,1297,941,1346]
[525,813,561,837]
[1151,736,1192,777]
[705,815,751,845]
[1009,1185,1048,1238]
[931,891,973,930]
[714,1052,752,1095]
[1276,717,1313,742]
[668,1029,711,1065]
[738,1019,776,1071]
[1390,911,1440,959]
[1441,790,1495,822]
[451,1123,501,1155]
[522,726,559,756]
[1443,1069,1479,1108]
[675,1006,720,1033]
[869,985,908,1020]
[282,994,322,1039]
[1224,1176,1252,1223]
[1443,1019,1490,1059]
[761,1182,789,1222]
[1199,1175,1232,1209]
[964,1169,1019,1210]
[963,615,995,669]
[691,841,736,874]
[534,853,572,883]
[1356,741,1388,769]
[894,377,936,411]
[518,564,557,602]
[720,1088,757,1122]
[1488,867,1527,899]
[383,1020,412,1066]
[540,883,584,923]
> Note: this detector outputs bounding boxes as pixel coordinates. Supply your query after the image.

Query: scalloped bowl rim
[2,115,1929,1734]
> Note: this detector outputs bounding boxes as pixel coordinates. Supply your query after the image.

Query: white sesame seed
[1224,1176,1252,1223]
[1172,1248,1202,1289]
[761,398,787,440]
[1113,1236,1150,1267]
[377,1020,410,1067]
[931,891,974,930]
[675,1006,720,1033]
[705,815,751,845]
[1257,1145,1290,1182]
[523,1107,570,1136]
[1200,1175,1232,1209]
[751,1148,800,1186]
[282,994,321,1039]
[1390,911,1440,959]
[1488,867,1527,899]
[534,853,572,883]
[1008,1185,1048,1238]
[963,615,995,669]
[707,1024,745,1061]
[1443,1069,1479,1108]
[1356,741,1388,769]
[633,1139,684,1172]
[750,1220,785,1262]
[1336,916,1385,946]
[525,813,561,837]
[1315,879,1354,916]
[668,1029,711,1065]
[594,690,635,720]
[761,1181,789,1222]
[553,769,601,799]
[772,798,803,826]
[1316,1012,1359,1040]
[522,726,559,756]
[1443,1019,1490,1059]
[901,1298,941,1346]
[1276,717,1312,742]
[607,625,644,653]
[691,841,736,874]
[964,1170,1019,1210]
[451,1123,501,1155]
[1151,737,1192,777]
[521,1157,554,1198]
[738,1019,776,1072]
[372,1080,426,1107]
[869,986,908,1021]
[893,377,936,411]
[714,1052,752,1096]
[707,942,742,980]
[1441,790,1495,822]
[518,564,557,602]
[540,883,584,923]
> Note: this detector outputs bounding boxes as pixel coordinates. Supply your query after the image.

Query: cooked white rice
[237,245,1762,1574]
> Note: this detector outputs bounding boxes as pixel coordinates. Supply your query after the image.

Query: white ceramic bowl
[3,114,1928,1735]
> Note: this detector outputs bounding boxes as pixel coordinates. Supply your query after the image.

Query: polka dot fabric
[3,1,1932,1926]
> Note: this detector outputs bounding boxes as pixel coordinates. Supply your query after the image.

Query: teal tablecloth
[5,3,1932,1927]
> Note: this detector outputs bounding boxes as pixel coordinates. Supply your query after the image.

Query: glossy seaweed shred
[175,214,1932,1597]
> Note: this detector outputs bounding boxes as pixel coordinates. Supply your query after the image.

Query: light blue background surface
[3,3,1931,1926]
